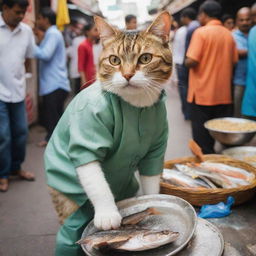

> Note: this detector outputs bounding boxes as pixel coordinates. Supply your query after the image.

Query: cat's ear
[94,16,117,46]
[146,11,172,43]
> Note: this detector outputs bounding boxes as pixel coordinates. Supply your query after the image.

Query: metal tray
[222,146,256,166]
[81,194,197,256]
[177,218,224,256]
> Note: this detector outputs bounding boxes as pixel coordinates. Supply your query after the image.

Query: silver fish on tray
[77,227,179,252]
[173,162,253,188]
[200,162,255,182]
[121,207,160,226]
[162,169,212,189]
[174,164,234,188]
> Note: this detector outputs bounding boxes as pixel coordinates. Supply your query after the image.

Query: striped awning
[165,0,197,14]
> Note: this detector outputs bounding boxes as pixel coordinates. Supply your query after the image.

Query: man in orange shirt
[185,0,238,153]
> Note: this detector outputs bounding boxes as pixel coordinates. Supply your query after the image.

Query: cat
[76,12,173,231]
[45,11,173,242]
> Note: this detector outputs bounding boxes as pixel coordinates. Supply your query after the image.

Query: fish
[162,169,211,188]
[77,227,179,252]
[197,175,217,189]
[174,164,235,188]
[199,162,255,182]
[122,207,160,226]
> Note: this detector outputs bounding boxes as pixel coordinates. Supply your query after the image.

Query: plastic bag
[198,196,235,218]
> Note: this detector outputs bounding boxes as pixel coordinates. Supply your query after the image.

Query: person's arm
[78,43,87,86]
[185,30,204,68]
[25,59,32,73]
[232,41,239,64]
[34,32,59,61]
[185,57,198,68]
[79,71,87,86]
[237,49,247,58]
[24,28,35,74]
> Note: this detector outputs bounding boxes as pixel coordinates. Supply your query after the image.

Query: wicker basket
[160,154,256,206]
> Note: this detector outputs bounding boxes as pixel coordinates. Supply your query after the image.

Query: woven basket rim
[162,154,256,194]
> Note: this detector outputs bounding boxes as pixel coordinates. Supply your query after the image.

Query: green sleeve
[138,118,168,176]
[67,103,114,168]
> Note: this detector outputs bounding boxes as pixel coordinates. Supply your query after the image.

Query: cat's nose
[123,73,134,81]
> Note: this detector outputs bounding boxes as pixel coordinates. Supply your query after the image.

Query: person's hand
[94,206,122,230]
[33,27,45,43]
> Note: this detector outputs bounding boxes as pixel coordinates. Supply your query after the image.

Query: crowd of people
[1,0,256,191]
[0,0,102,191]
[0,0,140,192]
[172,1,256,154]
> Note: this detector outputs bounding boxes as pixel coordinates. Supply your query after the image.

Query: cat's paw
[94,209,122,230]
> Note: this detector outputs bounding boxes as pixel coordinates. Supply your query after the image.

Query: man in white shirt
[0,0,35,192]
[172,24,188,120]
[67,35,85,94]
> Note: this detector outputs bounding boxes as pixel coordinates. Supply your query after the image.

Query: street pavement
[0,85,192,256]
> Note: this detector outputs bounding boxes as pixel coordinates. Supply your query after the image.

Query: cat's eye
[138,53,152,64]
[109,55,121,66]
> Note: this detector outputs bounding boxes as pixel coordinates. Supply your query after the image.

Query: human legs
[74,78,81,95]
[233,85,245,117]
[214,104,233,119]
[9,101,28,172]
[190,103,233,154]
[0,101,11,180]
[190,103,215,154]
[43,89,68,142]
[176,64,190,120]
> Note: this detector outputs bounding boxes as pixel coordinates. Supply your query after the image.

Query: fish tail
[147,207,161,215]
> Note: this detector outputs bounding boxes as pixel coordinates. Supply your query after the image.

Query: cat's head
[95,12,173,108]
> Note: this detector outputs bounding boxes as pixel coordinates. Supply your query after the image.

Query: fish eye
[138,53,152,64]
[109,55,121,66]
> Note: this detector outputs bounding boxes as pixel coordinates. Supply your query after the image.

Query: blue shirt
[232,29,248,86]
[34,26,70,96]
[242,26,256,117]
[185,20,200,52]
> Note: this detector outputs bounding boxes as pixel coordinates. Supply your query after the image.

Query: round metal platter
[81,194,197,256]
[177,218,224,256]
[222,146,256,166]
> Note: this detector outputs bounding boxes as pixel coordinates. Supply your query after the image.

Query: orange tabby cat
[95,11,173,107]
[45,12,173,255]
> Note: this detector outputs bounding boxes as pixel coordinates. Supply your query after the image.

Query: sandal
[0,178,9,192]
[37,140,48,147]
[17,170,35,181]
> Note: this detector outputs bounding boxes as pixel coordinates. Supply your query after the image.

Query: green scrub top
[45,82,168,206]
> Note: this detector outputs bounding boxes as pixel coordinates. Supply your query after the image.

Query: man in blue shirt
[232,7,251,117]
[34,8,70,147]
[242,10,256,119]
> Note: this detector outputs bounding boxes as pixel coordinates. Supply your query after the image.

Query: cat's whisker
[140,84,157,105]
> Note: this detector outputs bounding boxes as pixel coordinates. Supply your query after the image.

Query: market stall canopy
[149,0,197,14]
[165,0,197,14]
[69,0,102,15]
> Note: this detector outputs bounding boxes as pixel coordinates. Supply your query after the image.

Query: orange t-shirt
[186,20,238,106]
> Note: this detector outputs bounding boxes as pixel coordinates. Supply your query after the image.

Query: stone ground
[0,85,255,256]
